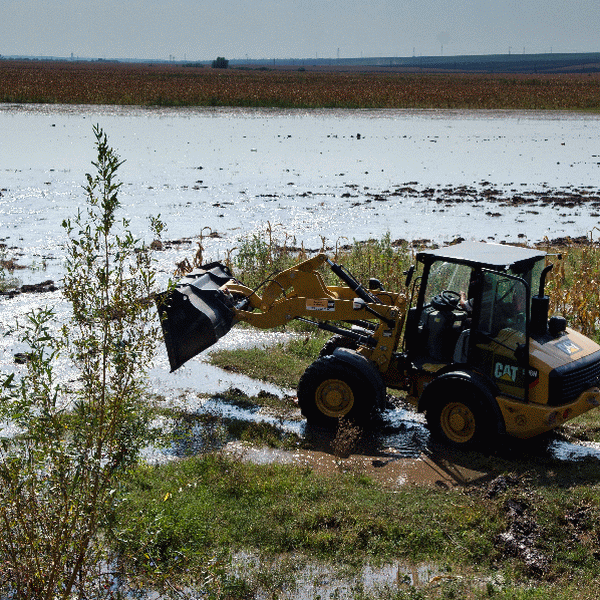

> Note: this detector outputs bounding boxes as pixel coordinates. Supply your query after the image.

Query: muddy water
[159,388,600,490]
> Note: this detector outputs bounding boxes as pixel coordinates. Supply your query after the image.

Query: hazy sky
[2,0,599,61]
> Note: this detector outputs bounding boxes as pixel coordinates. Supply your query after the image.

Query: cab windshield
[425,261,474,301]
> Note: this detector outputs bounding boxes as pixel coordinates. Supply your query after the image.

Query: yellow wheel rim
[315,379,354,418]
[440,402,476,444]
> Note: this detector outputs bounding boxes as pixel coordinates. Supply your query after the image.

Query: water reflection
[150,391,600,483]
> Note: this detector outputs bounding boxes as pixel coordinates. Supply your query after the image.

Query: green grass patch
[208,333,326,389]
[114,455,498,569]
[111,453,600,598]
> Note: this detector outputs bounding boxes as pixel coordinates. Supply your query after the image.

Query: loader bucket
[157,262,236,371]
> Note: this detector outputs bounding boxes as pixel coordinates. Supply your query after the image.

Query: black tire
[297,355,382,429]
[425,384,493,449]
[318,334,359,358]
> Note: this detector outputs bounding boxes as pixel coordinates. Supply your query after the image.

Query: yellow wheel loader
[158,241,600,448]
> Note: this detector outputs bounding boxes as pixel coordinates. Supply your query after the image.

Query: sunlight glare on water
[2,105,600,288]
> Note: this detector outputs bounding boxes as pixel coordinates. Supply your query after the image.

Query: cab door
[469,270,530,400]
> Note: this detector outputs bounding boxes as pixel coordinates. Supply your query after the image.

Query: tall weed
[0,126,164,599]
[545,234,600,341]
[229,226,415,297]
[233,222,307,289]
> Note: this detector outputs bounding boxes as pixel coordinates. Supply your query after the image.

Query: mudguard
[157,262,236,371]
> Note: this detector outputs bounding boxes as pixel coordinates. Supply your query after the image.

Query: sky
[1,0,599,61]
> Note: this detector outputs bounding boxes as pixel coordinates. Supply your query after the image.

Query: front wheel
[426,388,493,448]
[297,355,382,429]
[318,334,359,358]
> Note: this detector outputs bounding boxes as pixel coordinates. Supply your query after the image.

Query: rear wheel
[297,355,382,429]
[426,387,492,448]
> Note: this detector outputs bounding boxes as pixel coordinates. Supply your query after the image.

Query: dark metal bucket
[157,262,236,371]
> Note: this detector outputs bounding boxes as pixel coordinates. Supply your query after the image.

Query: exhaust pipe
[531,263,553,337]
[157,262,237,371]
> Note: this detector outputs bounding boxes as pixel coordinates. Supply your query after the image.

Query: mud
[225,441,494,489]
[0,279,58,298]
[156,388,600,490]
[496,495,550,575]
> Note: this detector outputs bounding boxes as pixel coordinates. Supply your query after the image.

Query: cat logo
[494,361,519,383]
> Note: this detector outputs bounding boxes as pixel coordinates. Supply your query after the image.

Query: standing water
[1,104,600,286]
[2,103,600,456]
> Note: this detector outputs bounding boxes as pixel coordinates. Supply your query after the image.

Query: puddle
[4,105,600,599]
[547,438,600,461]
[101,551,476,600]
[150,394,493,488]
[228,551,437,599]
[226,551,497,600]
[160,397,305,461]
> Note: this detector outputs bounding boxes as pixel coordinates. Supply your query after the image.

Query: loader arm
[158,254,407,373]
[228,254,407,371]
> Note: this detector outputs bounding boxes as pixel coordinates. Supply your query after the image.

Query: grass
[112,451,600,598]
[209,333,327,389]
[3,60,600,110]
[115,456,499,564]
[0,251,22,292]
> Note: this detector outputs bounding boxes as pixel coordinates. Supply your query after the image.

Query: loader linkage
[158,253,407,374]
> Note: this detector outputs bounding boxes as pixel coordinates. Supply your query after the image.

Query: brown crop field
[2,59,600,110]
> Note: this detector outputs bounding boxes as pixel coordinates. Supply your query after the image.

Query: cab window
[425,261,474,302]
[476,271,527,339]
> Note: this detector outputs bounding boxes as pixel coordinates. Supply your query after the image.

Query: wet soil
[0,279,58,298]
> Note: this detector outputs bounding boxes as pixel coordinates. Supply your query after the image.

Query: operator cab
[406,241,547,401]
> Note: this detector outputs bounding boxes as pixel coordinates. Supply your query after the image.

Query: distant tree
[212,56,229,69]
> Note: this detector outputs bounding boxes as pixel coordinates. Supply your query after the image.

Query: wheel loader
[157,240,600,448]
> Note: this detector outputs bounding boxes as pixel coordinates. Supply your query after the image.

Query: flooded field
[2,103,600,469]
[4,104,600,598]
[1,104,600,286]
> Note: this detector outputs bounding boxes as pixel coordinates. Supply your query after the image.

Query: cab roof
[416,241,546,272]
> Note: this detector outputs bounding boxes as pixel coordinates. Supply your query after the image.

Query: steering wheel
[431,289,461,312]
